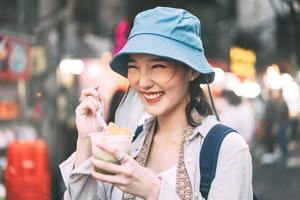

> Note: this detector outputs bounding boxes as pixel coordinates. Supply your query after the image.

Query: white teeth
[144,93,163,100]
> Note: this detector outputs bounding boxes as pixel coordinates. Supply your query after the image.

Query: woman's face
[127,54,193,117]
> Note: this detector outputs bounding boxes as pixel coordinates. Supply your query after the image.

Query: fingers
[91,144,135,176]
[91,161,131,186]
[90,87,106,109]
[76,96,99,115]
[79,87,99,101]
[96,143,127,163]
[91,157,123,175]
[86,96,99,111]
[78,87,106,114]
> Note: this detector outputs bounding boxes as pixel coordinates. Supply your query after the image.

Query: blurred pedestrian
[219,90,256,146]
[273,90,290,164]
[263,89,290,164]
[60,7,253,200]
[261,90,278,164]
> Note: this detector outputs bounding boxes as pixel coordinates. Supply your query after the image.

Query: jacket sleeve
[208,132,253,200]
[59,152,110,200]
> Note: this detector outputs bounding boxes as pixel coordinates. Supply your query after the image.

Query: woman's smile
[141,91,165,104]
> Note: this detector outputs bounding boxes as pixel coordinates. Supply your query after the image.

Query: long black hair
[185,75,213,127]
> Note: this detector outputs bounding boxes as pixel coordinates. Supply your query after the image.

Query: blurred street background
[0,0,300,200]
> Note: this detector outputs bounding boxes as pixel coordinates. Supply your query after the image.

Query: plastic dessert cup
[90,131,133,174]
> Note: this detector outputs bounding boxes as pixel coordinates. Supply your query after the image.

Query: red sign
[0,100,19,120]
[0,84,20,120]
[4,140,51,200]
[0,35,31,81]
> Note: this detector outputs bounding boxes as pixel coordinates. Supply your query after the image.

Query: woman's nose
[138,71,154,89]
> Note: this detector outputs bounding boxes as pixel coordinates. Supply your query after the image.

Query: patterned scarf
[122,120,194,200]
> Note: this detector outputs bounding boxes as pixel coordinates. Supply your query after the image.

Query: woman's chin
[144,106,164,117]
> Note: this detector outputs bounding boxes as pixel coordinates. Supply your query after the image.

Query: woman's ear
[188,70,200,81]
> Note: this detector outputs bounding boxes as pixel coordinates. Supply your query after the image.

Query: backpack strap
[132,123,258,199]
[132,125,143,142]
[199,124,235,199]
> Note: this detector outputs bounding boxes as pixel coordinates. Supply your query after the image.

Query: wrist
[76,136,91,151]
[77,135,90,140]
[77,131,92,140]
[145,177,161,200]
[74,137,92,168]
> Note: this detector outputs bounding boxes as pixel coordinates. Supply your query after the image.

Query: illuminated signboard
[0,35,31,81]
[230,47,256,79]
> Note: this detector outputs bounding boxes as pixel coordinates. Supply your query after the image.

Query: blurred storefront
[0,34,43,199]
[0,0,300,200]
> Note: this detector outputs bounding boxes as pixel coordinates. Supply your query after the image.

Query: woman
[60,7,253,200]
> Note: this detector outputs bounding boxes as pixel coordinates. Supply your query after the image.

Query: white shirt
[60,115,253,200]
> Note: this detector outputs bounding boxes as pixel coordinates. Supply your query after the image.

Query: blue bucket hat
[110,7,215,84]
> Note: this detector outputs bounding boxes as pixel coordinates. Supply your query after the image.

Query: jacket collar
[188,115,219,141]
[142,115,219,141]
[142,116,156,133]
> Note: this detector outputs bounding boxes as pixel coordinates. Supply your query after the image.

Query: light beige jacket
[60,115,253,200]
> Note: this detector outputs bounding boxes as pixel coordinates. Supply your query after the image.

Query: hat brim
[110,34,215,84]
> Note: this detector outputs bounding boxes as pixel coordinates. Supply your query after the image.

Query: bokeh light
[59,58,84,75]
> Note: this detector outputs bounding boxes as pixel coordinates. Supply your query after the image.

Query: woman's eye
[128,65,138,69]
[152,64,166,69]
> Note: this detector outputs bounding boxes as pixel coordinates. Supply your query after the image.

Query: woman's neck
[155,101,187,139]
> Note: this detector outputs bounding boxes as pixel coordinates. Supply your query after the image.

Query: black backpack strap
[132,125,143,142]
[199,124,235,199]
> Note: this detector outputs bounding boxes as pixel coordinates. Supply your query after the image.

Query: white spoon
[96,97,108,129]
